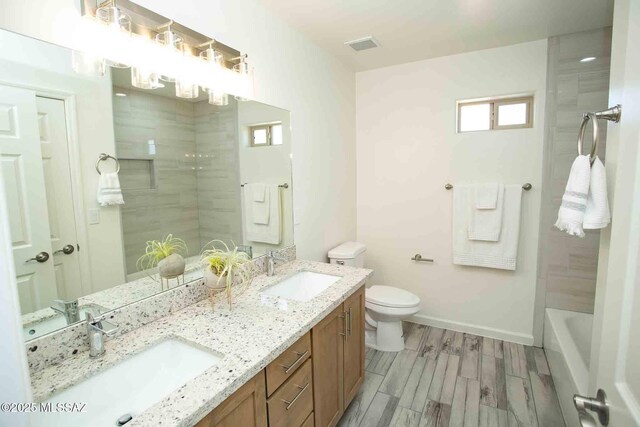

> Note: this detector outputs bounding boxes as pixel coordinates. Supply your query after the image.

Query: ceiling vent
[344,36,380,52]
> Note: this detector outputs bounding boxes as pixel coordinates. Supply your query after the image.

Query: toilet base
[366,320,405,352]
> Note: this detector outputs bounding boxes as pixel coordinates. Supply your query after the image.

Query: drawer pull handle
[347,307,352,336]
[282,383,310,410]
[279,350,309,374]
[339,313,347,338]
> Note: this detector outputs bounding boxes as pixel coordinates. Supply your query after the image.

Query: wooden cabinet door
[342,286,365,407]
[195,371,267,427]
[312,304,345,427]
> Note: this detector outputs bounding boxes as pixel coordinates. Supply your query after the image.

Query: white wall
[238,101,294,255]
[0,29,126,294]
[356,40,548,344]
[0,0,357,262]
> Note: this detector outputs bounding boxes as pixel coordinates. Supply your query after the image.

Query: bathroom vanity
[29,260,371,427]
[197,285,364,427]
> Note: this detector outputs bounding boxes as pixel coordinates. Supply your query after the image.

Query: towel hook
[95,153,120,175]
[577,113,599,165]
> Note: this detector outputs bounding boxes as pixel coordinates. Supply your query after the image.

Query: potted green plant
[136,234,188,279]
[200,240,251,308]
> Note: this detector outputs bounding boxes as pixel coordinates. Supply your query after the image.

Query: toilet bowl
[365,285,420,352]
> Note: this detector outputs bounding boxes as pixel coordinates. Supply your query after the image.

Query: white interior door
[36,96,83,301]
[0,85,56,313]
[587,0,640,425]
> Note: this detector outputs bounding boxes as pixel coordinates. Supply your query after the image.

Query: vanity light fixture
[200,41,229,106]
[72,0,254,99]
[155,21,183,83]
[95,1,131,68]
[580,56,596,63]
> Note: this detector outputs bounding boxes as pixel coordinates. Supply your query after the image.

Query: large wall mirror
[0,28,294,342]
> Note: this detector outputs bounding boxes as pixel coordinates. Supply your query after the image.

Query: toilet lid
[365,285,420,308]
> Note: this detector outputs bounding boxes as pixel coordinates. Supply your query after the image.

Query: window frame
[249,123,283,147]
[457,95,533,133]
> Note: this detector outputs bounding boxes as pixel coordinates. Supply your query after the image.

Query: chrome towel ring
[577,113,599,164]
[95,153,120,175]
[577,104,622,165]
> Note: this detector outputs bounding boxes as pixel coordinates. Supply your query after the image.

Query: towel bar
[445,183,532,191]
[241,183,289,188]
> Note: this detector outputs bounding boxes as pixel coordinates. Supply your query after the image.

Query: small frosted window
[459,103,491,132]
[457,96,533,132]
[249,123,283,147]
[271,124,283,145]
[252,128,268,145]
[498,103,527,126]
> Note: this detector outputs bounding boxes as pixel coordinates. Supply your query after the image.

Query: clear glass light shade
[96,6,132,68]
[131,67,160,89]
[175,80,199,99]
[155,30,183,82]
[199,47,224,67]
[72,50,106,76]
[207,90,228,106]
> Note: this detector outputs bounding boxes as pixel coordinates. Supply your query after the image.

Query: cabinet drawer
[301,412,314,427]
[267,359,313,427]
[266,332,312,396]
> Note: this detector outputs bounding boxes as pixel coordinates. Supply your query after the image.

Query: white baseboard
[409,314,535,346]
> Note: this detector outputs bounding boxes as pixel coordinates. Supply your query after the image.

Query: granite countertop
[30,260,372,427]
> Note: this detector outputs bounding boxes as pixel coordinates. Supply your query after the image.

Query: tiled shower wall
[113,88,200,275]
[114,89,242,274]
[195,98,243,250]
[537,28,612,313]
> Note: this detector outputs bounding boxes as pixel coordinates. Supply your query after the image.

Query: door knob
[26,252,50,263]
[53,244,75,255]
[574,389,609,426]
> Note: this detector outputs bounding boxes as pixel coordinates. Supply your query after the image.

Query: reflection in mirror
[0,28,293,341]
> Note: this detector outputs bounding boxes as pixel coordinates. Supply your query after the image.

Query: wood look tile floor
[338,322,565,427]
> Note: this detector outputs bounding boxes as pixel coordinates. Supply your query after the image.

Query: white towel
[583,156,610,229]
[244,183,270,224]
[453,185,522,270]
[244,184,281,244]
[97,172,124,206]
[554,155,591,237]
[251,183,266,202]
[475,183,500,209]
[468,184,504,241]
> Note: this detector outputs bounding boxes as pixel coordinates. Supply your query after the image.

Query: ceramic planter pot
[158,253,186,278]
[203,268,243,293]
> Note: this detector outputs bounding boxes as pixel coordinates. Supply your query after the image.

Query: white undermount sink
[32,339,221,427]
[261,271,341,302]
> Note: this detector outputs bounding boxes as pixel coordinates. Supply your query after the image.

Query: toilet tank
[328,242,366,268]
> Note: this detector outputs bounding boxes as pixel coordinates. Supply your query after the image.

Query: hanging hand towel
[453,185,522,270]
[468,184,504,241]
[554,155,591,237]
[245,183,270,224]
[251,183,266,202]
[244,184,281,244]
[475,183,500,209]
[97,172,124,206]
[583,156,611,229]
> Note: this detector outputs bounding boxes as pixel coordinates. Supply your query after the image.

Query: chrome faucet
[51,299,79,324]
[266,250,287,276]
[86,312,118,358]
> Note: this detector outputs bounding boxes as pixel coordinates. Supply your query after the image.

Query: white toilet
[328,242,421,352]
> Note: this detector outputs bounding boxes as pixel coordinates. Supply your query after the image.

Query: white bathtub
[544,308,593,427]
